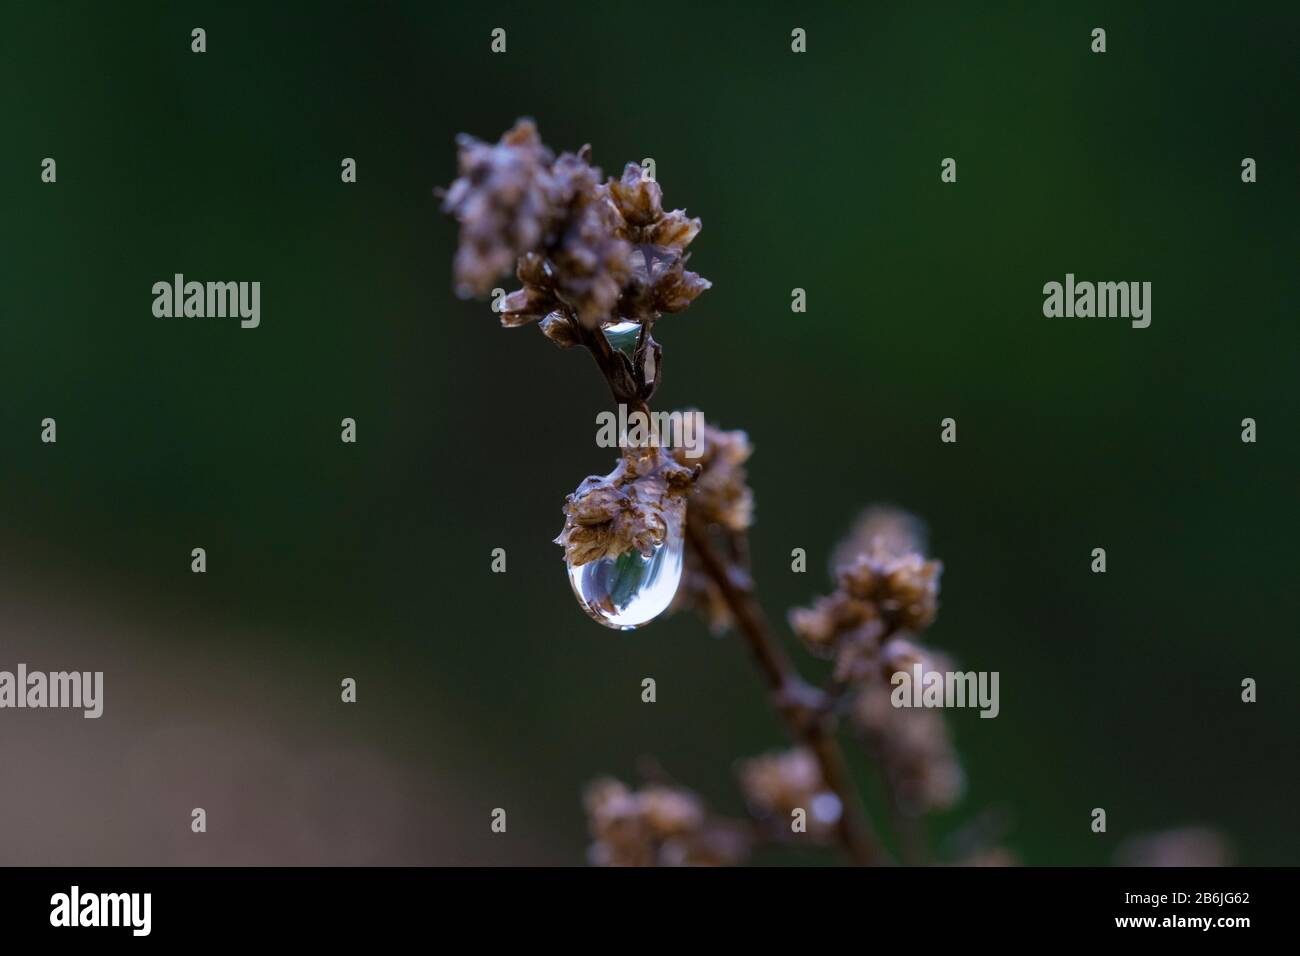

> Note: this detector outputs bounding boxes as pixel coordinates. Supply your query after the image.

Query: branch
[575,316,888,866]
[571,316,649,415]
[684,519,890,866]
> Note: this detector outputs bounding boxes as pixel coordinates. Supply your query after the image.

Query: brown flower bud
[649,210,702,252]
[498,285,555,328]
[670,417,753,532]
[441,119,559,298]
[442,123,709,337]
[555,447,695,568]
[739,748,841,840]
[651,258,712,314]
[607,163,664,227]
[638,786,705,837]
[1113,827,1233,867]
[832,506,929,569]
[789,594,878,654]
[854,682,964,813]
[832,551,942,634]
[546,152,633,328]
[538,314,580,349]
[583,777,750,867]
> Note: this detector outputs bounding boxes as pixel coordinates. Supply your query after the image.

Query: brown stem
[684,519,889,866]
[572,316,646,413]
[574,312,885,864]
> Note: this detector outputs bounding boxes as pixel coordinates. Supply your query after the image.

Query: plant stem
[571,316,647,414]
[684,519,889,866]
[575,317,887,865]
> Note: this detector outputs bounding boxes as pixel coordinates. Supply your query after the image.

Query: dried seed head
[649,209,702,252]
[1113,827,1233,867]
[543,151,633,328]
[789,594,881,656]
[555,446,695,567]
[583,777,750,867]
[834,637,952,689]
[839,552,942,631]
[789,508,963,815]
[638,786,706,837]
[832,506,929,570]
[955,847,1020,867]
[738,747,841,840]
[612,246,710,326]
[538,313,580,348]
[671,417,754,532]
[441,119,560,298]
[603,165,710,324]
[443,125,710,337]
[605,164,703,255]
[606,164,664,227]
[854,682,965,814]
[667,417,754,633]
[788,515,941,669]
[651,256,711,314]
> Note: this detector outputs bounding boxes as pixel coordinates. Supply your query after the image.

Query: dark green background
[1,1,1296,864]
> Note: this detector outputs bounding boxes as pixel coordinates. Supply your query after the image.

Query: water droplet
[567,534,684,630]
[810,792,843,825]
[602,320,641,358]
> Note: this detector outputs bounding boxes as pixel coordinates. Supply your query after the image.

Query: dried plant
[442,120,993,866]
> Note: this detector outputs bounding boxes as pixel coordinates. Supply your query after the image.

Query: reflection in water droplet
[602,320,641,358]
[567,534,684,630]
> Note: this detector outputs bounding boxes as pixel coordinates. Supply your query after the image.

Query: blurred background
[0,1,1296,865]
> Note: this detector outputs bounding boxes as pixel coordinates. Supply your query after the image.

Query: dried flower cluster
[738,748,842,842]
[855,680,964,814]
[583,778,750,867]
[554,446,695,567]
[442,119,710,337]
[790,551,941,681]
[447,124,997,867]
[788,510,962,814]
[1113,827,1233,867]
[671,419,754,532]
[669,419,755,633]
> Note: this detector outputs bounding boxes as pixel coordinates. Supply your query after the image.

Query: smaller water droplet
[567,534,684,630]
[602,320,641,358]
[810,792,843,825]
